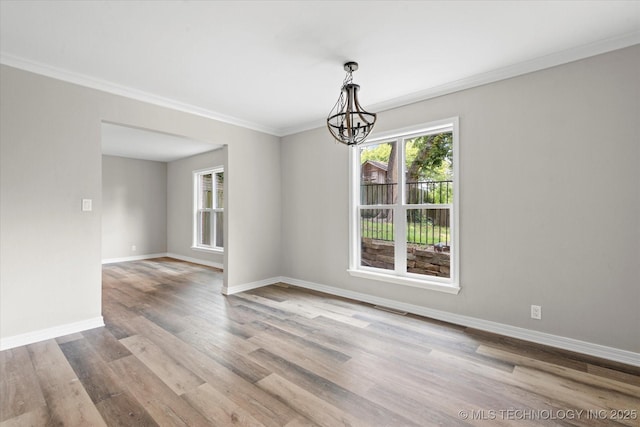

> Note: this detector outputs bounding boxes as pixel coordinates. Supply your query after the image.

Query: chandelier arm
[346,86,355,141]
[352,90,376,125]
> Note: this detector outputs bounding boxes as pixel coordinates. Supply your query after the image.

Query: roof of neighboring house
[363,160,388,171]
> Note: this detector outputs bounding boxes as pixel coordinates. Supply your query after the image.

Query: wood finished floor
[1,258,639,426]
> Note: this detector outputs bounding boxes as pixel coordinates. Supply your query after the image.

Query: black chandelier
[327,61,377,146]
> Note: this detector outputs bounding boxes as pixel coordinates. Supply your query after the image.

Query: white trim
[102,253,168,264]
[190,246,224,254]
[396,139,407,272]
[0,53,280,136]
[166,253,224,270]
[193,166,224,251]
[102,253,223,269]
[451,118,460,286]
[0,317,104,351]
[368,32,640,115]
[348,147,359,270]
[365,119,455,145]
[351,117,460,288]
[192,165,221,175]
[278,32,640,136]
[279,276,640,367]
[3,33,638,138]
[347,269,460,294]
[222,277,283,296]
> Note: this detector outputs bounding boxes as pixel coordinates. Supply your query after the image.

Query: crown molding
[369,31,640,113]
[0,53,281,136]
[279,32,640,137]
[3,31,639,139]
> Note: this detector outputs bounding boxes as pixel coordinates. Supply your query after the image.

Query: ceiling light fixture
[327,61,377,146]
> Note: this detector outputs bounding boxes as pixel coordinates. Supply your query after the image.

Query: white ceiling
[101,122,222,162]
[2,1,639,138]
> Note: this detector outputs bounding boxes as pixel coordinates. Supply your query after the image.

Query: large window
[193,167,224,251]
[349,118,459,293]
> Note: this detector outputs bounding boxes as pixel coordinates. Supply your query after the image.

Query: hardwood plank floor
[1,257,639,426]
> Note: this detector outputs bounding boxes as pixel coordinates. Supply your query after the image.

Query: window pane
[405,132,453,205]
[200,173,213,209]
[215,211,224,248]
[406,208,450,278]
[215,172,224,209]
[352,120,458,286]
[360,208,394,270]
[360,141,397,205]
[406,180,453,205]
[199,211,212,246]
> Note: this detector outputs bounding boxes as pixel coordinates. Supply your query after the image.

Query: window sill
[191,246,224,254]
[347,269,460,295]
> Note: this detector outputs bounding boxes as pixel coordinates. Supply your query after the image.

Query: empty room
[1,1,639,426]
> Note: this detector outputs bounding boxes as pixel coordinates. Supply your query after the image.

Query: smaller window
[193,167,224,251]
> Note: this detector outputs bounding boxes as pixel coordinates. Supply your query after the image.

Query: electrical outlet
[531,305,542,320]
[131,245,137,252]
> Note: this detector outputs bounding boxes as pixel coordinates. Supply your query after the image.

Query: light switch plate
[82,199,92,212]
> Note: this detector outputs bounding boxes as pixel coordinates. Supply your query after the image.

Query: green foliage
[406,181,453,205]
[360,133,452,181]
[361,218,449,245]
[361,219,394,241]
[360,142,392,164]
[406,222,450,245]
[405,132,453,181]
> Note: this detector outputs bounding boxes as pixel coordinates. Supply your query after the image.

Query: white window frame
[348,117,460,294]
[192,166,224,253]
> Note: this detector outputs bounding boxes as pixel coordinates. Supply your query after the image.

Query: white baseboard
[223,276,282,296]
[102,253,168,264]
[280,276,640,367]
[102,252,224,270]
[0,316,104,351]
[166,253,223,270]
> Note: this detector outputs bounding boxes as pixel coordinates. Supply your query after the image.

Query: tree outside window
[350,118,459,292]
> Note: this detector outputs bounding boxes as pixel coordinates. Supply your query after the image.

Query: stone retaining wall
[361,238,450,278]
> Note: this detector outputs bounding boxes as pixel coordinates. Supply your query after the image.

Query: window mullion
[395,137,407,274]
[395,206,407,274]
[350,146,360,270]
[351,118,458,291]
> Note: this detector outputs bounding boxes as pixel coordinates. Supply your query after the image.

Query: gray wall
[167,148,226,266]
[0,64,281,340]
[1,67,103,338]
[1,46,637,354]
[102,155,167,260]
[281,45,640,352]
